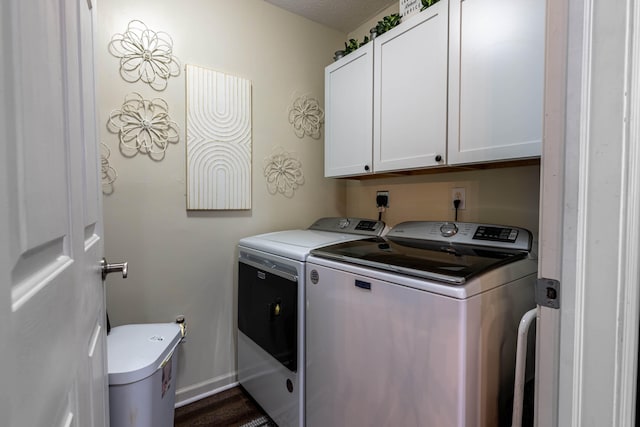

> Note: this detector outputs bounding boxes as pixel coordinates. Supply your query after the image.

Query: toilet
[107,323,182,427]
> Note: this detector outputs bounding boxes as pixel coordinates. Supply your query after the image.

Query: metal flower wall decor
[108,20,180,91]
[288,95,324,139]
[101,143,117,195]
[263,147,304,198]
[108,92,180,161]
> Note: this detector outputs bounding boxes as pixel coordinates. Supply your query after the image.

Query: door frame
[537,0,640,425]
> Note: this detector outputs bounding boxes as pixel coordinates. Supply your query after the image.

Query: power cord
[453,198,461,221]
[376,194,388,221]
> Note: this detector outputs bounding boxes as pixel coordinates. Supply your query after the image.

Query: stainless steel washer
[237,217,386,427]
[306,221,537,427]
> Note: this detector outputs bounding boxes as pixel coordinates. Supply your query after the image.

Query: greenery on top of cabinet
[337,13,402,58]
[375,13,402,36]
[344,37,367,55]
[336,0,441,60]
[421,0,441,11]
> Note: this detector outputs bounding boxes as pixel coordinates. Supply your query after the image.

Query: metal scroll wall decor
[100,143,117,195]
[107,92,180,161]
[185,64,252,210]
[288,95,324,139]
[263,146,304,198]
[108,20,180,91]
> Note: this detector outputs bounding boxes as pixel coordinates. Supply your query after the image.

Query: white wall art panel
[186,65,252,210]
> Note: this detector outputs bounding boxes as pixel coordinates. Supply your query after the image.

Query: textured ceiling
[264,0,397,33]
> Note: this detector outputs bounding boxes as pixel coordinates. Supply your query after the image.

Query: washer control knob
[440,222,458,237]
[338,218,351,229]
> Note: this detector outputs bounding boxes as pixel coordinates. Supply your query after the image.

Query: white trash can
[107,323,182,427]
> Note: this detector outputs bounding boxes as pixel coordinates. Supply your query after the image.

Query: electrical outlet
[452,187,466,210]
[376,190,389,208]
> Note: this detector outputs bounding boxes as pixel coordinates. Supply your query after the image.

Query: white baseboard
[175,372,238,408]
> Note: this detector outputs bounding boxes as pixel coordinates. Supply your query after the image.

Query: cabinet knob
[435,155,442,162]
[364,165,370,171]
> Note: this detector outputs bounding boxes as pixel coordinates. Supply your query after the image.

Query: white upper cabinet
[324,43,374,177]
[447,0,545,165]
[323,0,545,177]
[373,0,449,172]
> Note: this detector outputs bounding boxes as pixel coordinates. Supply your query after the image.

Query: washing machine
[237,217,387,427]
[305,221,538,427]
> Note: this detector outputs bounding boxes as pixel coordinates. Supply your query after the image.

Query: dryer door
[238,258,298,372]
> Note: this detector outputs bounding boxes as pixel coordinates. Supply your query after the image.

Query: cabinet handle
[435,155,442,162]
[364,165,370,171]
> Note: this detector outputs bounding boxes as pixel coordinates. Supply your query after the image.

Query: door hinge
[536,278,560,309]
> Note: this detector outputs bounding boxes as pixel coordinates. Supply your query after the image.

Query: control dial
[440,222,458,237]
[338,218,351,229]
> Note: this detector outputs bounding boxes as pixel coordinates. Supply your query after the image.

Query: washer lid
[311,232,530,285]
[238,218,387,261]
[239,230,369,261]
[107,323,182,385]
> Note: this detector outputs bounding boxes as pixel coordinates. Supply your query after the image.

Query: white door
[1,0,109,426]
[536,0,640,426]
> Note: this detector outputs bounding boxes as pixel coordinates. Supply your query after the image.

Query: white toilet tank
[107,323,182,427]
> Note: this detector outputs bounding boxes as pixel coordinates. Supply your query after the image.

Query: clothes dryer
[237,217,386,427]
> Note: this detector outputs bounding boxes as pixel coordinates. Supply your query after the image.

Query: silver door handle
[101,257,128,280]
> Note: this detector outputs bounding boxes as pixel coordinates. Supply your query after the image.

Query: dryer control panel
[309,217,386,236]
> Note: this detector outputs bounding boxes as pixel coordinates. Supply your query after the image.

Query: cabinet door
[448,0,545,165]
[324,43,373,177]
[373,1,448,173]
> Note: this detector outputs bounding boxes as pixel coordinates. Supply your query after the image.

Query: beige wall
[97,0,345,402]
[345,165,541,236]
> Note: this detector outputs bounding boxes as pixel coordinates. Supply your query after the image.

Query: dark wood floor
[174,386,272,427]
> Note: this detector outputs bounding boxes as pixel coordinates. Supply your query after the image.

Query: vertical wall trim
[617,0,640,425]
[570,0,595,424]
